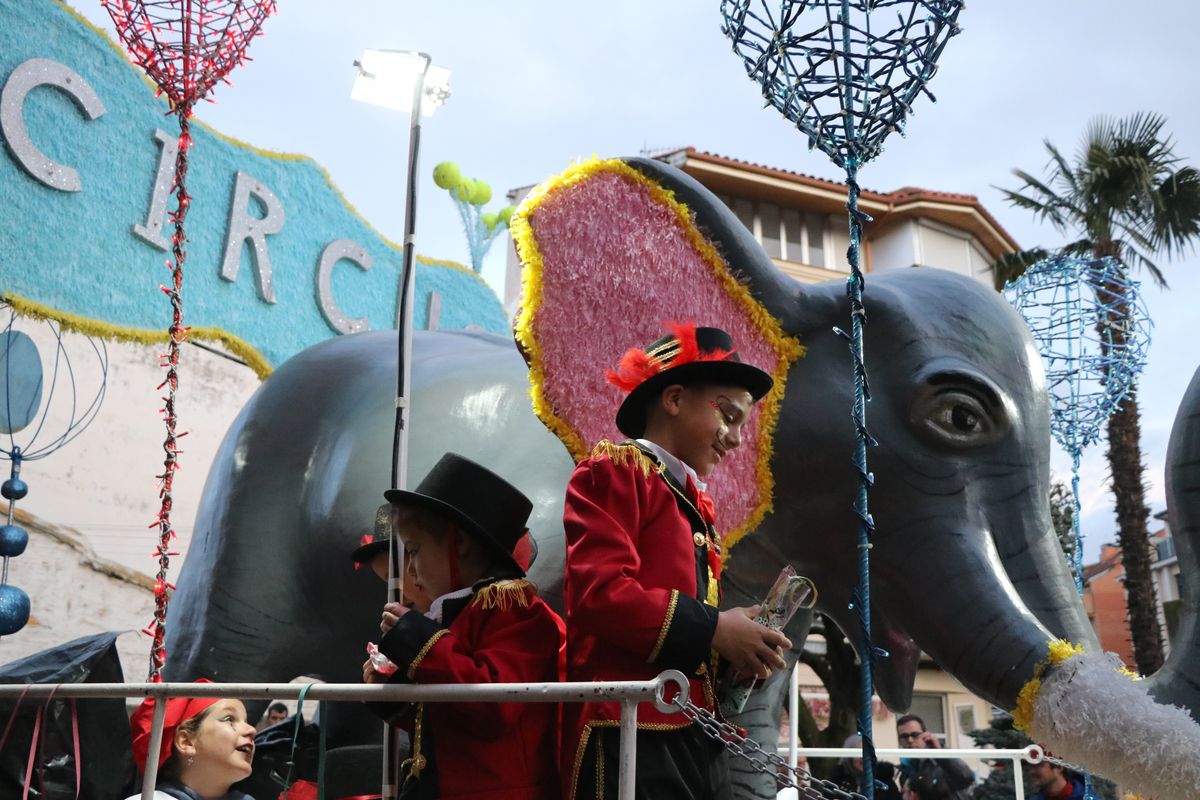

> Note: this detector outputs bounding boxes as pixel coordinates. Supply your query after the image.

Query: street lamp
[352,49,451,493]
[351,47,450,800]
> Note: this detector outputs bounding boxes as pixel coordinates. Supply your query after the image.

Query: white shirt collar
[635,438,706,492]
[425,586,473,624]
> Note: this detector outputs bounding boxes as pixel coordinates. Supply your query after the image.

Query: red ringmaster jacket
[561,440,724,800]
[378,577,564,800]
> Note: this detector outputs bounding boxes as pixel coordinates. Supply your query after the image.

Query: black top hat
[383,453,534,578]
[608,322,773,438]
[350,503,393,565]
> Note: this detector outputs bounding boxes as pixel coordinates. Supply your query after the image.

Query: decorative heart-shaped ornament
[721,0,964,168]
[102,0,276,110]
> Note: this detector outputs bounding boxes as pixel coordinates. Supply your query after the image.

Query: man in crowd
[896,714,974,800]
[1028,759,1086,800]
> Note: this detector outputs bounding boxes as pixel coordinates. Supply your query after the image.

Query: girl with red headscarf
[125,681,258,800]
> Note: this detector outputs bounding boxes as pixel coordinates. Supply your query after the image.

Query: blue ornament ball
[0,524,27,557]
[0,584,30,635]
[1,478,28,501]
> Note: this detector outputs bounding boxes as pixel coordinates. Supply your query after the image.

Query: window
[908,693,947,741]
[759,203,782,259]
[720,197,831,268]
[806,214,826,267]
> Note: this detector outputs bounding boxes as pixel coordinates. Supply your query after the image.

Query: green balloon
[481,211,499,230]
[452,178,473,201]
[433,161,461,190]
[472,182,493,206]
[498,205,517,226]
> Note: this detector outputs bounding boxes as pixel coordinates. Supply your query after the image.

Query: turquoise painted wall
[0,0,507,368]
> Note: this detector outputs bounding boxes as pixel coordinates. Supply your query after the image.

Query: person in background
[896,714,974,800]
[260,702,288,729]
[830,734,902,799]
[1028,759,1086,800]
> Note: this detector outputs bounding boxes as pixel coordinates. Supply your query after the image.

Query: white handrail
[0,672,692,800]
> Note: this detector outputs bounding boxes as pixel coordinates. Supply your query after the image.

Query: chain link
[673,698,866,800]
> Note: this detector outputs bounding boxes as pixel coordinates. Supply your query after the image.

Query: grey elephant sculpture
[166,158,1200,797]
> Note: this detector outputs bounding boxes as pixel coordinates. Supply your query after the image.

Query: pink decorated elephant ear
[512,157,804,549]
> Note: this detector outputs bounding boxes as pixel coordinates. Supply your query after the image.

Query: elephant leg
[728,609,814,800]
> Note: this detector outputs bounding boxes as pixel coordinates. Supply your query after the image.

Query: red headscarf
[130,678,221,772]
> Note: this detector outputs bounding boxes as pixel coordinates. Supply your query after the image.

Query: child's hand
[362,658,385,684]
[713,606,792,679]
[381,601,412,635]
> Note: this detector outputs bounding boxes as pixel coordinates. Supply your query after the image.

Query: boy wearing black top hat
[363,453,562,800]
[562,322,792,800]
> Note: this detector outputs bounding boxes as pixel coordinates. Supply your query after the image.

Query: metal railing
[779,745,1043,798]
[0,671,691,800]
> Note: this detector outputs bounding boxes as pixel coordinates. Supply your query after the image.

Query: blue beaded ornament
[0,303,108,637]
[720,3,964,796]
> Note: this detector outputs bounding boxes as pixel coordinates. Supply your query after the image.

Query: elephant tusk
[1015,641,1200,800]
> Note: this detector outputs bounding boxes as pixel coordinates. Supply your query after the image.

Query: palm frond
[991,247,1051,290]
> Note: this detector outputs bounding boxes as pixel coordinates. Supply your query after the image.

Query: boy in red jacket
[563,322,792,800]
[365,453,562,800]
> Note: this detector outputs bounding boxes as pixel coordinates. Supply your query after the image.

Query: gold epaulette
[471,578,534,611]
[590,439,662,478]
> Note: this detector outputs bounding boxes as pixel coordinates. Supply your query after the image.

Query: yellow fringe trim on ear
[590,440,662,478]
[472,579,533,611]
[1012,639,1085,731]
[1117,664,1142,681]
[3,292,273,380]
[512,158,804,550]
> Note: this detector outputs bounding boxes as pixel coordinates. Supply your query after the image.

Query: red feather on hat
[605,321,735,393]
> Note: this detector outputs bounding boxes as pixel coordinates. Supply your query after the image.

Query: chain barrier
[673,697,865,800]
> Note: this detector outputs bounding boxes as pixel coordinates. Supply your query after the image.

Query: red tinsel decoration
[102,0,276,683]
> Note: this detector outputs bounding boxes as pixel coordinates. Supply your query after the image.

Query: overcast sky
[74,0,1200,563]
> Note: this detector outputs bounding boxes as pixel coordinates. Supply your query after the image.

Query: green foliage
[993,112,1200,287]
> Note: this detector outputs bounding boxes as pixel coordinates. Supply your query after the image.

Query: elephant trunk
[868,523,1200,799]
[1146,363,1200,717]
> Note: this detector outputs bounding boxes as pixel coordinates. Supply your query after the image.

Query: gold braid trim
[471,579,533,611]
[1011,639,1085,731]
[406,628,452,680]
[590,440,662,478]
[399,703,427,780]
[648,589,680,664]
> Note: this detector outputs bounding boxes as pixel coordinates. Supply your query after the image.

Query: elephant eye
[910,371,1009,449]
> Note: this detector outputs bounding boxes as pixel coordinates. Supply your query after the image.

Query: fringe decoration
[1013,639,1084,731]
[511,157,803,553]
[1023,649,1200,800]
[3,292,274,380]
[590,439,662,479]
[472,579,533,611]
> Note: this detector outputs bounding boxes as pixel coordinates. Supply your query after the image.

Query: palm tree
[993,113,1200,675]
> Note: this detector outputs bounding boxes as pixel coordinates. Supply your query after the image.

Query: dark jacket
[899,756,975,800]
[830,761,903,800]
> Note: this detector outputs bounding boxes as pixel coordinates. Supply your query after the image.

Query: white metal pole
[617,699,638,800]
[140,690,166,800]
[788,662,799,771]
[1012,756,1025,799]
[383,52,431,800]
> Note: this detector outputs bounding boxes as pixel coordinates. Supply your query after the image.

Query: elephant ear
[512,157,803,548]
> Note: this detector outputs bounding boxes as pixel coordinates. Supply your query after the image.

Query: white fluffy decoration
[1028,651,1200,800]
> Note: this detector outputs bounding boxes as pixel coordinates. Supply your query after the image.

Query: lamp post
[351,48,450,800]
